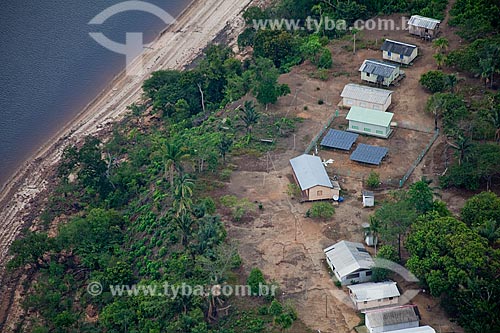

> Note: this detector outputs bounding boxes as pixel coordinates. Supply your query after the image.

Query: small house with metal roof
[381,39,418,65]
[359,59,402,86]
[340,84,393,111]
[323,240,375,285]
[388,326,436,333]
[289,154,334,201]
[346,106,394,138]
[365,305,420,333]
[408,15,440,39]
[348,281,401,311]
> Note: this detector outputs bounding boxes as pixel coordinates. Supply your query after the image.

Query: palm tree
[173,174,194,216]
[174,213,194,248]
[478,219,500,245]
[217,135,233,164]
[432,37,449,53]
[164,141,189,185]
[369,216,380,255]
[488,107,500,142]
[448,134,472,166]
[446,74,458,93]
[426,93,446,130]
[240,101,260,136]
[433,53,446,69]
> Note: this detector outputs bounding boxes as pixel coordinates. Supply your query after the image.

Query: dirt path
[0,0,253,328]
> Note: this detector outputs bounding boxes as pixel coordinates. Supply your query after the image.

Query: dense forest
[5,0,500,332]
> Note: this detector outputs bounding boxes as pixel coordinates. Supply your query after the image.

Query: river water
[0,0,190,186]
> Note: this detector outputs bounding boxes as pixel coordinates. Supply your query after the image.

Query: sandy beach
[0,0,252,327]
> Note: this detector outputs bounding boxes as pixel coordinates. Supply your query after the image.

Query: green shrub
[308,202,335,219]
[286,183,301,198]
[420,70,448,93]
[247,268,266,296]
[366,171,380,189]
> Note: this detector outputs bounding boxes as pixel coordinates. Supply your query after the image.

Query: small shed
[347,281,400,311]
[408,15,441,39]
[365,305,420,333]
[381,39,418,65]
[363,190,375,207]
[323,240,374,285]
[359,59,402,86]
[388,326,436,333]
[290,154,334,201]
[346,106,394,138]
[340,84,393,111]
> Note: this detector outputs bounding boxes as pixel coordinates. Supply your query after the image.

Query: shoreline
[0,0,253,326]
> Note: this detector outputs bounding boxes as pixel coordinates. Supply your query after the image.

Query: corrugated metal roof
[389,326,436,333]
[346,106,394,127]
[290,154,333,190]
[347,281,400,302]
[366,305,420,328]
[321,129,359,150]
[381,39,417,57]
[323,240,374,278]
[359,59,398,78]
[408,15,440,30]
[350,144,389,165]
[341,83,393,105]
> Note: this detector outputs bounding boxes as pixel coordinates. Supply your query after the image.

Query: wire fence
[304,111,339,154]
[398,129,440,187]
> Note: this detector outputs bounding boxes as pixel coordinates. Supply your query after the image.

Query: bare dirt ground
[224,10,466,333]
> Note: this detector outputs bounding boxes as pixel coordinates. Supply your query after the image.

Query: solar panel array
[350,144,389,165]
[321,129,359,150]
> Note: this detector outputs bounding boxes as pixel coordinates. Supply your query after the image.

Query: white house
[388,326,436,333]
[381,39,418,65]
[290,154,335,201]
[363,190,375,207]
[408,15,441,39]
[346,106,394,139]
[347,281,400,311]
[359,59,402,86]
[340,84,393,111]
[365,305,420,333]
[323,240,374,285]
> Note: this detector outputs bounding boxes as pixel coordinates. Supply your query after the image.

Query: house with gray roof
[381,39,418,65]
[348,281,400,311]
[365,305,420,333]
[359,59,402,86]
[346,106,394,138]
[323,240,375,285]
[340,84,393,111]
[289,154,334,201]
[388,326,436,333]
[408,15,440,39]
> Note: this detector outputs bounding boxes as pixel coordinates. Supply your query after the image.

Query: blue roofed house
[381,39,418,65]
[289,154,336,201]
[359,59,402,86]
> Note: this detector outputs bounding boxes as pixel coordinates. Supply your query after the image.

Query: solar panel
[350,144,389,165]
[320,129,359,150]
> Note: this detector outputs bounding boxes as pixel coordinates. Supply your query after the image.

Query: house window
[364,301,368,304]
[389,297,394,300]
[378,299,382,302]
[317,190,323,196]
[366,271,372,276]
[364,128,371,132]
[388,51,392,56]
[366,73,370,77]
[376,130,384,134]
[346,273,360,279]
[400,54,404,59]
[352,125,359,130]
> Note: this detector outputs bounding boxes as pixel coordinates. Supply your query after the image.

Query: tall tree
[240,101,260,136]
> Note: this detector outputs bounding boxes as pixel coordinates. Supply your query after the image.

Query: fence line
[304,111,338,154]
[398,129,440,187]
